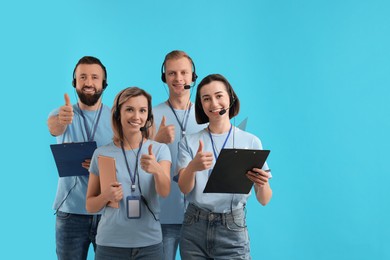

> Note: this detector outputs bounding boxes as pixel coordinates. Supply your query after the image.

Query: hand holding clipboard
[246,168,271,188]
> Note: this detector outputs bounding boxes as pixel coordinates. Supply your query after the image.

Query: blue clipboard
[50,141,97,177]
[203,148,270,194]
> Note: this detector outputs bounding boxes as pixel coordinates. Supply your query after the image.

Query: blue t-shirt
[89,140,171,248]
[153,102,205,224]
[177,127,271,213]
[49,104,113,214]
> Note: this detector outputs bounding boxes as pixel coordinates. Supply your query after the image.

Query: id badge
[126,195,141,219]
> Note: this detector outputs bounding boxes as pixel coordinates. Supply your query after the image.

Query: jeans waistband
[57,211,101,218]
[186,203,244,223]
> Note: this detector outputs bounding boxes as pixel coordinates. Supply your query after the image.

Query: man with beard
[47,56,113,260]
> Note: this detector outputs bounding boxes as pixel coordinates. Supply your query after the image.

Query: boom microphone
[219,108,227,115]
[218,103,234,115]
[140,123,152,132]
[184,84,191,90]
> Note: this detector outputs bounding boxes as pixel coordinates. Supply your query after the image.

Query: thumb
[64,93,71,106]
[160,116,166,127]
[197,140,204,153]
[148,144,153,156]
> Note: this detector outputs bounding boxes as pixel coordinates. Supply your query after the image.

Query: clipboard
[203,148,270,194]
[50,141,97,177]
[98,155,119,208]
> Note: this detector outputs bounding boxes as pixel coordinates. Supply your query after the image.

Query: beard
[76,87,103,106]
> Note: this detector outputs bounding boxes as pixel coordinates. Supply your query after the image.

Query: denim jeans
[162,224,181,260]
[55,211,100,260]
[180,204,250,260]
[95,242,163,260]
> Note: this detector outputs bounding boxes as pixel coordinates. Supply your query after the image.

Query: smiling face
[199,80,231,122]
[74,63,105,106]
[164,57,194,97]
[120,95,149,136]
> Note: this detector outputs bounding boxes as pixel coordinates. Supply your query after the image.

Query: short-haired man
[153,50,205,260]
[47,56,113,260]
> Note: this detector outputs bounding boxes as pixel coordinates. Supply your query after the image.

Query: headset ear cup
[114,91,122,120]
[192,72,198,82]
[103,80,107,89]
[229,92,236,116]
[114,110,120,120]
[147,102,152,121]
[72,79,76,88]
[161,73,166,83]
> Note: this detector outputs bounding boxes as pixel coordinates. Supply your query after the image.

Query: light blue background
[1,0,389,259]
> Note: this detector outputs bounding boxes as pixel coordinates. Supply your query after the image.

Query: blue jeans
[162,224,181,260]
[95,242,163,260]
[55,211,100,260]
[180,204,250,260]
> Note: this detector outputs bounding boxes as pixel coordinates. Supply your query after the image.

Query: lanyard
[167,100,192,138]
[120,140,143,192]
[207,124,233,159]
[77,103,103,142]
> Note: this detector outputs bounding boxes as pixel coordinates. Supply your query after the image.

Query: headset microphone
[218,96,236,115]
[184,84,191,90]
[219,108,228,116]
[140,122,152,132]
[219,103,234,115]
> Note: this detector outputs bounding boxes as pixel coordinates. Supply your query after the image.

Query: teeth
[82,87,95,93]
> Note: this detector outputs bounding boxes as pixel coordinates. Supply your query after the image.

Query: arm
[86,173,123,213]
[254,182,272,206]
[153,160,171,197]
[177,163,197,194]
[48,115,68,136]
[140,144,171,197]
[47,94,74,136]
[246,168,272,206]
[178,140,213,194]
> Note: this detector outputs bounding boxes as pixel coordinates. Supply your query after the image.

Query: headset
[161,57,198,84]
[72,61,108,89]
